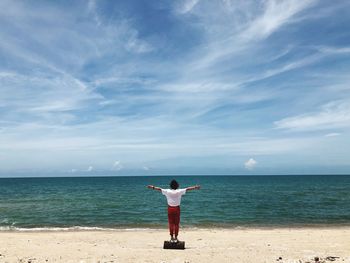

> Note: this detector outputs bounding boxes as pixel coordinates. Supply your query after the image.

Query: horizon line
[1,174,350,179]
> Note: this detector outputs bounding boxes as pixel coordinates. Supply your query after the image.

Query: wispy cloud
[325,133,341,137]
[275,100,350,131]
[240,0,317,41]
[0,0,350,174]
[186,0,318,72]
[176,0,200,14]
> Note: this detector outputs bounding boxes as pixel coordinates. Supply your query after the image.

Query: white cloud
[244,158,257,170]
[275,100,350,131]
[247,53,322,83]
[180,0,319,83]
[241,0,317,41]
[125,29,154,54]
[0,73,102,112]
[87,0,102,26]
[177,0,200,14]
[143,166,150,171]
[86,166,93,172]
[112,160,123,171]
[317,46,350,55]
[325,133,341,137]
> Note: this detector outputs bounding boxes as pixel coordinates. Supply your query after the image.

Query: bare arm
[186,185,201,191]
[147,185,162,192]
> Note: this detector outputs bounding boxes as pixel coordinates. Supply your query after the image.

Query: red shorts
[167,206,180,236]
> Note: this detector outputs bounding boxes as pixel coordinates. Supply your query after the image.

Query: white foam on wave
[0,226,161,232]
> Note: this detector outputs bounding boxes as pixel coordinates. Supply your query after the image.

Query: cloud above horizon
[244,158,257,170]
[0,0,350,175]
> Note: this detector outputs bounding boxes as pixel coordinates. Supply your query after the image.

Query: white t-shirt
[161,188,186,207]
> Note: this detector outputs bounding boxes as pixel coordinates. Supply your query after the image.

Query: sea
[0,175,350,231]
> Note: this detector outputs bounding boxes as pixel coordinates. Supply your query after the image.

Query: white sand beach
[0,227,349,263]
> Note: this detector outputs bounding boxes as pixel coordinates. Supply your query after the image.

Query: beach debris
[276,256,283,261]
[298,255,342,263]
[325,256,340,261]
[296,256,344,263]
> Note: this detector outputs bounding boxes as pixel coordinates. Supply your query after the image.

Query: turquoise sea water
[0,175,350,230]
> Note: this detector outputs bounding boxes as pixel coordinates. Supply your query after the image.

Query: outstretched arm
[147,185,162,192]
[186,185,201,191]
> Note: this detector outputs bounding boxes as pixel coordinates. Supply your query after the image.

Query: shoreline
[2,224,350,232]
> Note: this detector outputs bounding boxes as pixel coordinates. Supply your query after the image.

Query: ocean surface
[0,175,350,230]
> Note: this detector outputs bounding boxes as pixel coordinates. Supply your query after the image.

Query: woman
[147,179,200,243]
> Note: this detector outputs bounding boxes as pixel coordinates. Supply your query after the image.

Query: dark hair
[170,179,179,190]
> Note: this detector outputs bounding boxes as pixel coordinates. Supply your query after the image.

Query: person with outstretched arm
[147,179,200,243]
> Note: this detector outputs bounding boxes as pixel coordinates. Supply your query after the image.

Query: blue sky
[0,0,350,176]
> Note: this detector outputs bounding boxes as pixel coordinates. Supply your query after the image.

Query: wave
[0,226,159,232]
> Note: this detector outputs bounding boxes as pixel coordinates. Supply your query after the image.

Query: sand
[0,228,349,263]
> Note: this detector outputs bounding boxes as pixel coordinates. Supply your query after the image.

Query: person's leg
[167,207,175,240]
[174,206,180,240]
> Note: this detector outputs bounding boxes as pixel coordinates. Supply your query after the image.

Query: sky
[0,0,350,176]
